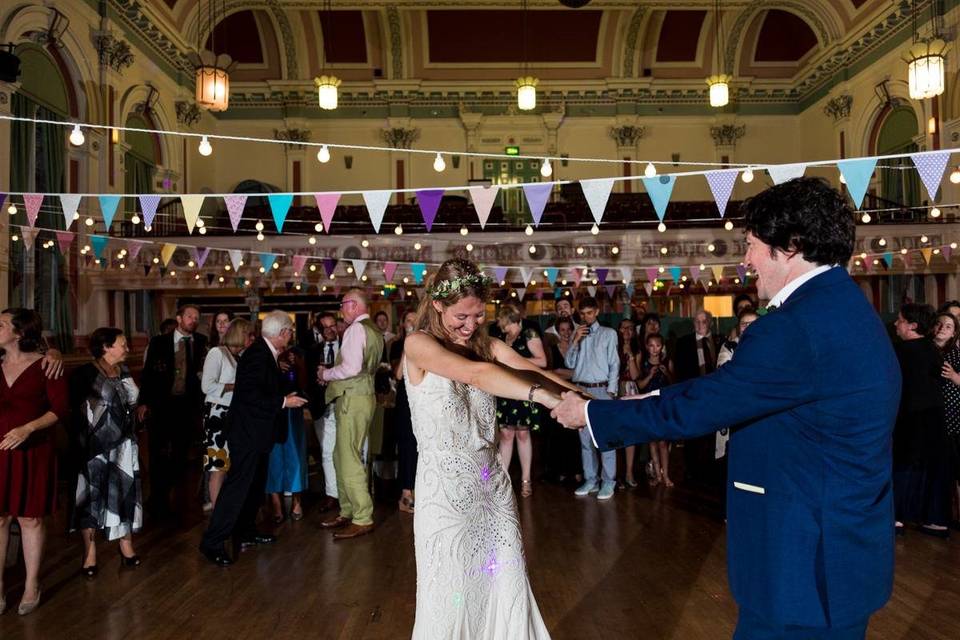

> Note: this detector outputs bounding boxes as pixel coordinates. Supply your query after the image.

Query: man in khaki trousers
[317,289,384,540]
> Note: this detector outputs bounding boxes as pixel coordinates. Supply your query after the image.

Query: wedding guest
[618,319,641,488]
[541,318,581,486]
[893,303,950,537]
[201,318,253,511]
[0,308,68,615]
[199,311,307,566]
[70,328,142,578]
[267,347,309,523]
[565,297,619,500]
[674,309,720,486]
[390,310,418,513]
[718,309,759,368]
[496,304,547,497]
[940,300,960,321]
[932,312,960,522]
[138,304,208,519]
[732,293,756,316]
[545,298,579,338]
[209,310,233,348]
[636,334,674,486]
[306,312,340,513]
[374,311,396,347]
[317,290,384,540]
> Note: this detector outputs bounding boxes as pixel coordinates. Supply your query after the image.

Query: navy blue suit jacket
[588,267,900,627]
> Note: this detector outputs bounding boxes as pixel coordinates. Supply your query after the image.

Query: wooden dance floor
[1,479,958,639]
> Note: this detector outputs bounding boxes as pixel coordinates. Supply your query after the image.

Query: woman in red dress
[0,308,68,616]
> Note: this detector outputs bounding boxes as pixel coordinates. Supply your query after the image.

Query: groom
[553,177,901,639]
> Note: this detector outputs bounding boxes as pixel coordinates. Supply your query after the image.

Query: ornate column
[275,124,311,207]
[823,94,853,161]
[609,120,645,193]
[381,120,420,205]
[709,122,746,163]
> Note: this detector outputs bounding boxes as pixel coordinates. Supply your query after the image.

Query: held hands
[316,365,327,386]
[0,425,32,450]
[283,392,308,409]
[41,350,64,379]
[530,386,562,411]
[943,362,960,385]
[550,391,589,429]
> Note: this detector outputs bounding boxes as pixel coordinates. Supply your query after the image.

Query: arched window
[875,106,921,206]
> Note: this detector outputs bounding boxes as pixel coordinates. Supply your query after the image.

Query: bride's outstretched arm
[405,333,561,408]
[489,338,581,395]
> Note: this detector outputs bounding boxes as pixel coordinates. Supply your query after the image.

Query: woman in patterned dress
[495,304,547,498]
[933,312,960,520]
[0,308,68,616]
[70,327,143,577]
[201,318,253,510]
[404,259,578,639]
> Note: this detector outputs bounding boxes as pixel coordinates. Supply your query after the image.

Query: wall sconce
[452,155,461,169]
[344,155,353,170]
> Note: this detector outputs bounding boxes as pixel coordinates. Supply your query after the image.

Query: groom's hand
[550,391,588,429]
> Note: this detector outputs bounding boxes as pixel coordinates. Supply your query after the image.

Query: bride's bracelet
[528,383,542,402]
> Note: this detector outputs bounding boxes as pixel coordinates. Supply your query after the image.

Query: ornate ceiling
[111,1,928,116]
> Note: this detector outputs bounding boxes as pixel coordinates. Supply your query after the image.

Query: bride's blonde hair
[415,258,494,361]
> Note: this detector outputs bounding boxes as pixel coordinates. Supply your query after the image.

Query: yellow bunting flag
[711,265,725,282]
[180,195,204,234]
[160,243,177,266]
[921,248,933,264]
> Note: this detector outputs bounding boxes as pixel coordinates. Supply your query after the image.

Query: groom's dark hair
[740,176,855,266]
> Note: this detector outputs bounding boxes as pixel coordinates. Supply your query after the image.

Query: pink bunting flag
[643,282,653,296]
[196,248,211,269]
[315,193,341,233]
[690,266,702,281]
[384,262,398,282]
[571,268,583,287]
[645,267,659,282]
[292,255,308,274]
[24,194,43,227]
[127,240,145,261]
[224,195,247,232]
[55,231,74,254]
[942,245,953,262]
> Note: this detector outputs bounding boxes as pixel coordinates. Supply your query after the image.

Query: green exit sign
[505,146,520,156]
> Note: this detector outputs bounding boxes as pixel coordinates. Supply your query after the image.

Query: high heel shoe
[398,495,415,514]
[81,564,98,579]
[119,548,141,567]
[17,587,41,616]
[520,480,533,498]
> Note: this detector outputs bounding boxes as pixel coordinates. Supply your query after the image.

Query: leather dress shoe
[333,522,375,541]
[319,515,350,530]
[317,496,339,513]
[237,533,277,549]
[199,544,233,567]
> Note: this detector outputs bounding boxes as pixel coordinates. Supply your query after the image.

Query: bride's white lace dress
[405,361,551,640]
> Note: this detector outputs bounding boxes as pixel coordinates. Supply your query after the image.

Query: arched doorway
[874,106,921,206]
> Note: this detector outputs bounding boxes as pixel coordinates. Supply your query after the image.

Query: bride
[403,258,576,640]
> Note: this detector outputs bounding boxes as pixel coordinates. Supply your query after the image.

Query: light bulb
[658,222,667,233]
[658,266,665,273]
[460,226,469,236]
[901,248,908,255]
[119,263,126,269]
[6,203,16,215]
[73,212,80,220]
[255,220,264,231]
[188,260,196,268]
[414,242,422,250]
[85,217,94,227]
[194,273,200,280]
[347,266,354,274]
[10,234,18,241]
[951,242,958,250]
[529,245,537,254]
[198,226,207,235]
[433,153,446,172]
[590,224,599,235]
[198,135,213,156]
[921,235,929,243]
[644,162,657,177]
[741,168,754,183]
[611,246,620,255]
[951,168,960,184]
[219,276,225,283]
[131,214,141,225]
[724,220,734,231]
[257,232,265,241]
[225,264,232,271]
[561,279,568,285]
[576,246,584,255]
[466,243,473,252]
[861,212,871,223]
[660,246,668,255]
[69,124,85,146]
[244,279,251,286]
[317,145,331,163]
[308,236,317,245]
[930,207,941,218]
[879,238,887,246]
[524,225,534,236]
[839,173,847,185]
[152,257,159,264]
[707,243,716,252]
[272,262,279,270]
[361,275,368,282]
[259,267,266,273]
[314,222,324,233]
[196,218,205,228]
[540,158,552,178]
[699,263,706,271]
[394,224,403,235]
[309,264,317,272]
[144,225,152,232]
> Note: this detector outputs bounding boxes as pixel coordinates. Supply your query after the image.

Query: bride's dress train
[406,362,550,640]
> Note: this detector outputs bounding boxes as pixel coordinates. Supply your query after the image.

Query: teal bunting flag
[99,195,121,230]
[268,194,294,232]
[669,266,682,282]
[642,175,676,221]
[90,235,109,259]
[837,158,877,209]
[258,253,277,272]
[411,263,427,284]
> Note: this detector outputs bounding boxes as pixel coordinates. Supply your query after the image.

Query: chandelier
[314,0,341,110]
[516,0,537,111]
[904,39,947,100]
[706,0,730,108]
[189,1,235,112]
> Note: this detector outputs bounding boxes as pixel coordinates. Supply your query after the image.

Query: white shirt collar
[264,337,281,361]
[768,264,834,308]
[173,328,191,342]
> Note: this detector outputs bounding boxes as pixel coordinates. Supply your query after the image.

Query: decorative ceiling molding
[621,7,647,79]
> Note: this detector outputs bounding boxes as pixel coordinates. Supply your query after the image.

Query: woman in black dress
[893,304,950,537]
[391,311,418,514]
[932,312,960,521]
[495,304,547,497]
[70,328,142,578]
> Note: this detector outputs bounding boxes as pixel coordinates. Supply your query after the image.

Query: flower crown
[428,273,495,300]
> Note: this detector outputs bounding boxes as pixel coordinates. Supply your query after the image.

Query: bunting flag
[587,285,597,297]
[837,158,877,209]
[322,258,338,277]
[467,185,499,229]
[736,264,747,281]
[384,262,398,282]
[554,288,564,300]
[222,194,246,232]
[943,245,953,262]
[139,195,162,228]
[643,282,653,296]
[645,267,659,283]
[312,193,339,233]
[921,247,933,264]
[362,190,392,233]
[520,267,534,285]
[91,235,110,259]
[545,267,559,283]
[23,194,43,227]
[158,266,167,278]
[705,169,738,218]
[522,183,552,226]
[228,250,244,271]
[494,266,509,283]
[207,273,216,286]
[882,252,893,268]
[268,194,294,232]
[160,243,177,266]
[626,283,636,297]
[127,240,145,261]
[0,194,5,211]
[621,267,634,283]
[669,267,682,282]
[258,253,277,272]
[596,268,609,285]
[351,259,369,279]
[604,285,616,298]
[285,281,294,294]
[195,247,211,269]
[689,266,702,281]
[411,263,427,284]
[910,151,950,200]
[580,178,615,225]
[55,231,74,254]
[766,163,807,185]
[642,175,676,221]
[416,189,444,231]
[292,255,308,274]
[711,265,725,282]
[98,195,120,230]
[516,287,527,301]
[862,258,873,272]
[59,194,81,229]
[180,195,204,234]
[571,268,583,287]
[144,265,152,277]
